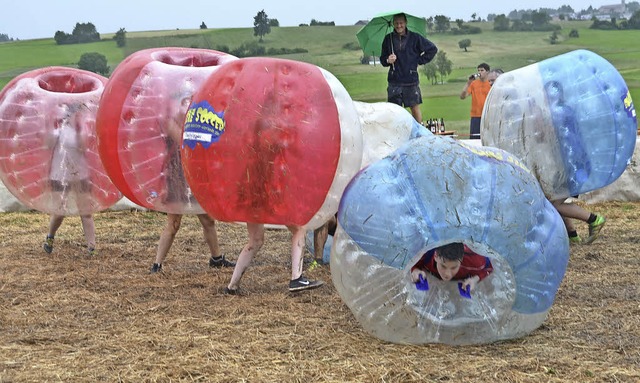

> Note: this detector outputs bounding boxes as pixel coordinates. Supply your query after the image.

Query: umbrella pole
[372,51,376,66]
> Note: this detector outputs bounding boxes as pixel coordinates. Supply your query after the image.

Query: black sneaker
[150,263,162,273]
[288,275,324,292]
[209,255,236,268]
[43,236,54,254]
[224,287,239,295]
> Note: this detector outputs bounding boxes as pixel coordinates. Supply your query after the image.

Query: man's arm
[460,78,474,100]
[380,33,392,67]
[417,37,438,65]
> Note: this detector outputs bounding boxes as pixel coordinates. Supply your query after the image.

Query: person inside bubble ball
[43,105,97,256]
[224,223,324,294]
[410,242,493,293]
[150,97,235,273]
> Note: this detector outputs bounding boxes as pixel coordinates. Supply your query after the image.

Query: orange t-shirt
[467,80,492,118]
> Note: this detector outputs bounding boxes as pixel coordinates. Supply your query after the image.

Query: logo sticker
[622,90,636,120]
[182,100,224,150]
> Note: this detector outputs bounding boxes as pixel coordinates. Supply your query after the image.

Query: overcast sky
[3,0,612,40]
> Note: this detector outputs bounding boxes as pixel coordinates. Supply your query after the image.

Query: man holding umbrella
[380,13,438,123]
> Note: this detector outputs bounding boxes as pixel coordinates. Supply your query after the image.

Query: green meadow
[1,21,639,134]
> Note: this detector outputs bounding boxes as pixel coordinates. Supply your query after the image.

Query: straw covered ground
[0,201,639,382]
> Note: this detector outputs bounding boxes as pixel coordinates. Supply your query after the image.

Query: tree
[78,52,109,75]
[269,19,280,27]
[549,31,559,44]
[458,39,471,52]
[54,30,70,45]
[531,11,550,27]
[423,62,438,85]
[433,15,451,33]
[71,22,100,43]
[569,29,580,38]
[471,13,477,21]
[493,14,510,31]
[0,33,11,42]
[253,9,271,42]
[426,16,434,32]
[113,28,126,47]
[200,22,207,29]
[455,19,464,29]
[434,51,453,84]
[629,10,640,29]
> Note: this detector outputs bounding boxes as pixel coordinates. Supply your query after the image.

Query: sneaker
[569,235,582,245]
[223,287,239,295]
[43,236,54,254]
[288,275,324,292]
[87,247,96,257]
[209,255,236,268]
[150,263,162,273]
[585,215,606,244]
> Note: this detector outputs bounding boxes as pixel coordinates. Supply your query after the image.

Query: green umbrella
[356,11,427,58]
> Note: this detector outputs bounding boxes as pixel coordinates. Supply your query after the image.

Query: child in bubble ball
[411,242,493,293]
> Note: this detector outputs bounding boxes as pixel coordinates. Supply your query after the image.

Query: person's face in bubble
[434,255,461,281]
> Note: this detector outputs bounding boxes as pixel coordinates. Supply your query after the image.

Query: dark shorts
[469,117,481,139]
[50,179,91,193]
[387,84,422,108]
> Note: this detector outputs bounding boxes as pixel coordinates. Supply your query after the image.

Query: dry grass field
[0,201,639,382]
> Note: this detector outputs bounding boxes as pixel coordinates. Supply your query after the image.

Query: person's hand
[461,276,480,292]
[411,269,427,283]
[388,53,397,64]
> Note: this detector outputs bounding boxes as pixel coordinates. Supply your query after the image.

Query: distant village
[495,0,638,22]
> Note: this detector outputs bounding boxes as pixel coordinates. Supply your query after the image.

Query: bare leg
[313,223,329,261]
[227,223,264,291]
[552,200,590,222]
[288,225,306,280]
[562,216,576,234]
[154,214,182,265]
[79,214,96,250]
[410,104,423,124]
[47,215,65,237]
[197,214,220,258]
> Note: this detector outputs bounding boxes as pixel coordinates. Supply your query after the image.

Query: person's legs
[151,213,182,272]
[313,222,329,262]
[410,104,423,124]
[199,214,235,268]
[469,117,481,139]
[226,223,265,293]
[404,85,423,124]
[79,214,96,254]
[552,200,590,221]
[552,199,605,244]
[288,225,324,292]
[43,215,65,253]
[562,216,581,244]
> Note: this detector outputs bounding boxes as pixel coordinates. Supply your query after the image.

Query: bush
[77,52,109,75]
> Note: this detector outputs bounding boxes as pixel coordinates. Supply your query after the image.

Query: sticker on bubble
[622,90,636,120]
[183,100,225,150]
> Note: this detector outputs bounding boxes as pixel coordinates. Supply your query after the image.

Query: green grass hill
[1,21,639,134]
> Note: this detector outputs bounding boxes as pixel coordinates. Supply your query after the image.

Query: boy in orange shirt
[460,63,491,139]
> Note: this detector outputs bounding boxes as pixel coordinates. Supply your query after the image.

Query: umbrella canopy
[356,11,427,57]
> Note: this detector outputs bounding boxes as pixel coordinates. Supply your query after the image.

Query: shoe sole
[289,281,324,292]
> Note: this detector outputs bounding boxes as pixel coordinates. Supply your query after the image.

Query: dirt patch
[1,202,639,382]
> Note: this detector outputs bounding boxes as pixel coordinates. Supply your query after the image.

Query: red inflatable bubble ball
[181,57,363,228]
[0,67,121,215]
[96,48,238,214]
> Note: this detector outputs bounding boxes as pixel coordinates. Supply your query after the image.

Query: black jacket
[380,30,438,86]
